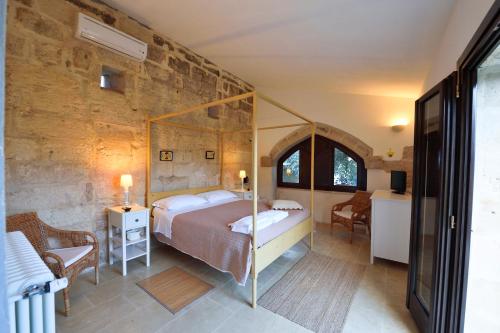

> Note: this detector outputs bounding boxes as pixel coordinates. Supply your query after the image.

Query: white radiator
[6,231,68,333]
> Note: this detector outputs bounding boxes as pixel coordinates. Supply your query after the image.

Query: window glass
[333,148,357,186]
[282,150,300,183]
[276,135,366,192]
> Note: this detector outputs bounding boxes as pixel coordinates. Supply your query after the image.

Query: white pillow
[153,194,207,211]
[272,200,303,210]
[197,190,237,203]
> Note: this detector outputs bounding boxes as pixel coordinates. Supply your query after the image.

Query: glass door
[454,4,500,331]
[408,73,456,332]
[416,93,439,312]
[463,38,500,333]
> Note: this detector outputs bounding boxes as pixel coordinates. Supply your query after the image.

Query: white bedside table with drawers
[107,204,150,276]
[230,189,254,200]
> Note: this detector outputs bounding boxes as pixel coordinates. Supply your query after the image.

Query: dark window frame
[277,135,367,192]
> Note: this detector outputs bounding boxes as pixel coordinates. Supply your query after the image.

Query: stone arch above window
[263,122,414,191]
[277,135,367,192]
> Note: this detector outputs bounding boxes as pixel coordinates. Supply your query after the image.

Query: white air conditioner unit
[76,13,147,62]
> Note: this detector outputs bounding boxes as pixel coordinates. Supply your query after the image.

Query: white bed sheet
[153,197,241,239]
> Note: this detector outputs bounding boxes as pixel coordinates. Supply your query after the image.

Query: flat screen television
[391,170,407,194]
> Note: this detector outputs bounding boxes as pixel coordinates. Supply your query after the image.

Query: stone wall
[221,131,253,188]
[150,112,252,192]
[5,0,253,261]
[150,125,221,192]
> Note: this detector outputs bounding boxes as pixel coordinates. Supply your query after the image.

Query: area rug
[258,252,366,333]
[137,267,214,313]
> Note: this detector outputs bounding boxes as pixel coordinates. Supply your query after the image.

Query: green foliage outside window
[333,148,357,186]
[282,150,300,183]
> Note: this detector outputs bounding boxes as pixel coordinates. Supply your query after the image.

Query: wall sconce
[387,148,395,158]
[391,119,408,132]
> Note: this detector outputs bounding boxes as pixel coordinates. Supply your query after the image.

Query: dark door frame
[407,72,456,333]
[451,2,500,333]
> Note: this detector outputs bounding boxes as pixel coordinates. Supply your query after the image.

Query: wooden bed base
[147,185,312,308]
[146,92,316,308]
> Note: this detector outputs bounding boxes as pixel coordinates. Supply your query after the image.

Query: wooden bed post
[219,131,223,185]
[146,118,151,207]
[310,123,315,249]
[146,92,316,310]
[251,92,258,309]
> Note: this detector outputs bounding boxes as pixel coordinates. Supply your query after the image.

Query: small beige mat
[259,252,366,333]
[137,267,213,313]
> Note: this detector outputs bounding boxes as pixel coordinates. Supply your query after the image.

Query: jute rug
[137,267,213,313]
[259,252,366,333]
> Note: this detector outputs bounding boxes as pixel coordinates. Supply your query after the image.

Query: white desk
[370,190,412,264]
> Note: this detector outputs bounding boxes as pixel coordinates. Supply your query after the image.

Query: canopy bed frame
[146,91,315,308]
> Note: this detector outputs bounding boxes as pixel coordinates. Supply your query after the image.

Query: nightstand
[107,204,150,276]
[230,189,253,200]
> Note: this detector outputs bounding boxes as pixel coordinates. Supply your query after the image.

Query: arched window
[277,135,367,192]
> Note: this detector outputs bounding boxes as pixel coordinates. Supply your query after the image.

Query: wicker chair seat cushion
[333,209,353,219]
[46,245,93,268]
[333,208,367,220]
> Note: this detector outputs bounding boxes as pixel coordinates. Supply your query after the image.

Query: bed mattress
[153,200,309,285]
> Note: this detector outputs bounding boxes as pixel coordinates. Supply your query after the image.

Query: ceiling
[104,0,456,98]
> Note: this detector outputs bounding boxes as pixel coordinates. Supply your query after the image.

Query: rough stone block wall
[222,131,253,188]
[151,125,221,192]
[5,0,253,261]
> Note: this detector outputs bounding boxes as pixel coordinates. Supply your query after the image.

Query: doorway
[407,3,500,332]
[463,39,500,332]
[451,2,500,332]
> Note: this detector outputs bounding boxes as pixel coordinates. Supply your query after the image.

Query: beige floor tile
[214,305,312,333]
[156,298,233,333]
[208,279,252,313]
[54,292,94,316]
[56,295,136,333]
[381,307,419,333]
[55,222,416,333]
[97,301,174,333]
[343,302,383,333]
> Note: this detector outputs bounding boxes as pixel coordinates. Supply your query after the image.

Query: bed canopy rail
[147,91,315,308]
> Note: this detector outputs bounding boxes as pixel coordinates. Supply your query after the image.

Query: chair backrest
[6,212,49,254]
[351,191,372,211]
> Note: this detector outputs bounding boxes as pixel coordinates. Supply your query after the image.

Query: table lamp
[239,170,246,191]
[120,174,133,206]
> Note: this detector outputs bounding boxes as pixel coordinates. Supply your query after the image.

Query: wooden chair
[331,191,372,243]
[7,212,99,316]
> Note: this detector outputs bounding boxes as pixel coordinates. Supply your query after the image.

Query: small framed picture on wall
[205,151,215,159]
[160,150,173,161]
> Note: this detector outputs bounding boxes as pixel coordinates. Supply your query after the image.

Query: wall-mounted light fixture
[387,148,395,158]
[391,119,409,132]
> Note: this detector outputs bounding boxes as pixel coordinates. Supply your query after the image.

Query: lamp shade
[120,174,133,189]
[239,170,246,179]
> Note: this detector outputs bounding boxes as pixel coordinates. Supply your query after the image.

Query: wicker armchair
[331,191,372,243]
[7,212,99,316]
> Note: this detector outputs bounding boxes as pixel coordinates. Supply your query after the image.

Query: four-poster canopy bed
[146,91,316,308]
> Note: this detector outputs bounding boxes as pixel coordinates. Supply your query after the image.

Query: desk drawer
[125,211,147,230]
